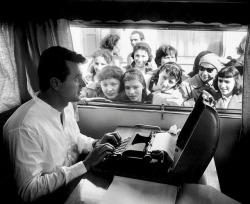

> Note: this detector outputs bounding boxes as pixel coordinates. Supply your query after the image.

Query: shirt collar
[33,92,62,118]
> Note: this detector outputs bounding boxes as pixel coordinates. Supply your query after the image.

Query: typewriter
[92,96,220,185]
[93,124,176,183]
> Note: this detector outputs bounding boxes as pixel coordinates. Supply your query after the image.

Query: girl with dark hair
[122,68,153,103]
[154,44,178,68]
[151,62,183,106]
[213,66,242,109]
[126,42,154,89]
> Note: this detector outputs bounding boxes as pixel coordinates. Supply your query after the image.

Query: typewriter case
[93,96,220,185]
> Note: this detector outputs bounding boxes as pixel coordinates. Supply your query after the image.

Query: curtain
[14,19,73,104]
[0,23,21,113]
[239,25,250,204]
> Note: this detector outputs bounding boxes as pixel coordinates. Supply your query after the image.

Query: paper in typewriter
[101,176,177,204]
[150,132,176,160]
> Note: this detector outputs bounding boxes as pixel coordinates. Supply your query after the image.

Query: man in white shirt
[3,46,121,203]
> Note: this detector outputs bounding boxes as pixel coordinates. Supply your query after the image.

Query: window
[70,22,247,113]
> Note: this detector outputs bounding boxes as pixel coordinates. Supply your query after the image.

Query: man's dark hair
[38,46,86,92]
[131,30,145,41]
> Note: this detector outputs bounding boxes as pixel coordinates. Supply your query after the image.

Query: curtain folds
[13,19,73,104]
[0,23,21,113]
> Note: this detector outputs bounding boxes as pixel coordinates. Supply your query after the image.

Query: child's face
[93,56,108,74]
[134,49,149,68]
[100,78,121,99]
[218,77,235,97]
[161,54,176,65]
[124,79,144,102]
[157,71,178,92]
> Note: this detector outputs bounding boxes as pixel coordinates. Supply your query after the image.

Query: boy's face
[161,54,176,65]
[100,78,121,99]
[93,56,108,74]
[198,63,218,84]
[218,77,235,97]
[124,79,144,102]
[157,71,177,92]
[130,33,143,47]
[58,61,86,102]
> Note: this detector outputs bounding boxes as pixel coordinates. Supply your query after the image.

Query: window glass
[70,23,246,111]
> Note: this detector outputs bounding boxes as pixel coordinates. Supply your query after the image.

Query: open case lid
[169,96,220,185]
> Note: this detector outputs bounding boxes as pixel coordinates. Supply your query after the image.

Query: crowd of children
[80,30,244,109]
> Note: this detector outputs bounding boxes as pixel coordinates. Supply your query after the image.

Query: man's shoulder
[3,99,38,132]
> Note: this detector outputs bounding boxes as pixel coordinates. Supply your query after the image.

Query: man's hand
[83,143,114,170]
[97,131,122,147]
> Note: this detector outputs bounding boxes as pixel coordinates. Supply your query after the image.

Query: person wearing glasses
[179,53,226,107]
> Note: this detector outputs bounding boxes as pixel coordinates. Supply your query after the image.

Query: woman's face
[198,63,218,84]
[93,56,108,74]
[218,77,235,97]
[124,79,144,102]
[157,71,178,92]
[113,40,121,56]
[134,49,149,68]
[161,55,176,65]
[100,78,121,99]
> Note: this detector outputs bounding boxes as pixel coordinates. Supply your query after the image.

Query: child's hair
[123,68,148,101]
[100,34,120,52]
[154,45,178,67]
[97,65,124,83]
[131,42,153,63]
[214,66,242,95]
[92,49,113,64]
[150,62,182,91]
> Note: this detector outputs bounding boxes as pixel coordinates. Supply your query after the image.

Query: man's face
[130,33,143,47]
[198,63,218,84]
[58,61,86,102]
